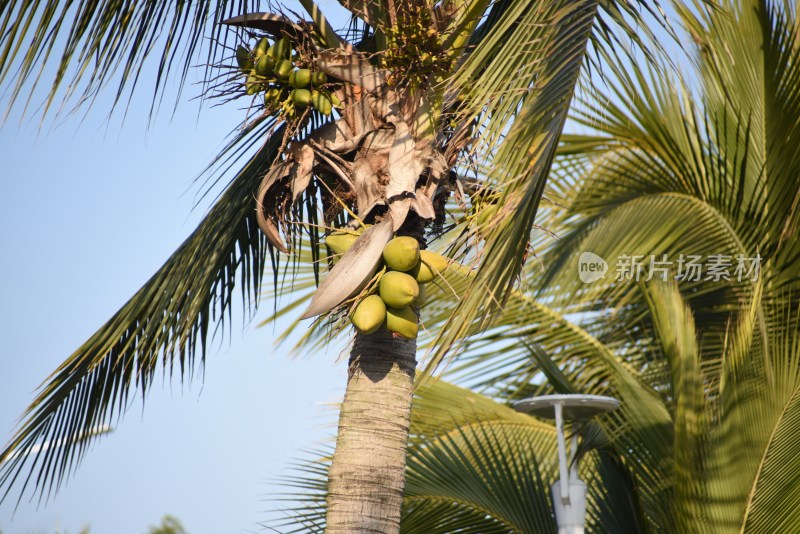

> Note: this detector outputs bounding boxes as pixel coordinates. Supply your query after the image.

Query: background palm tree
[0,0,664,531]
[277,0,800,531]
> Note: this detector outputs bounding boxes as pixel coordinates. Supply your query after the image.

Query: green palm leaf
[425,0,601,372]
[0,0,250,119]
[271,379,648,533]
[424,0,671,374]
[0,123,287,504]
[396,3,800,531]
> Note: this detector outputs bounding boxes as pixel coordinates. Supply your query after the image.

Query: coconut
[255,55,274,77]
[268,37,289,60]
[421,250,450,274]
[312,90,333,116]
[407,250,448,283]
[351,295,387,335]
[312,70,327,86]
[254,37,270,57]
[245,72,261,95]
[291,88,312,107]
[319,97,332,116]
[408,259,434,283]
[383,236,420,272]
[273,59,293,79]
[289,68,311,89]
[263,86,283,106]
[415,283,427,306]
[385,306,418,338]
[379,271,419,308]
[325,230,360,255]
[236,45,252,71]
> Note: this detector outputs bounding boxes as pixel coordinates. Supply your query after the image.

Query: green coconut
[409,250,462,283]
[291,88,312,107]
[312,70,327,86]
[383,236,420,272]
[386,305,418,339]
[245,72,262,95]
[273,59,293,79]
[255,55,274,77]
[379,271,419,308]
[311,90,333,116]
[268,37,289,60]
[351,295,387,335]
[254,37,270,57]
[408,259,434,283]
[421,250,449,274]
[289,68,311,88]
[263,86,283,106]
[235,45,252,71]
[325,230,360,255]
[415,283,427,306]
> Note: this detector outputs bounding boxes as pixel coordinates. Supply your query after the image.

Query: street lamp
[514,394,619,534]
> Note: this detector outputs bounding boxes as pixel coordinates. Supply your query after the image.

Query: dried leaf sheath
[300,217,394,319]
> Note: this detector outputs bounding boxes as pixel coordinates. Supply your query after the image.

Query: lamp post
[514,394,619,534]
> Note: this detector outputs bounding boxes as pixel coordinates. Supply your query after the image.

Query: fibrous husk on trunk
[386,118,428,230]
[291,144,315,201]
[255,161,294,253]
[316,49,387,92]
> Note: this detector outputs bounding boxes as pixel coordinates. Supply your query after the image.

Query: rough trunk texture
[326,328,417,533]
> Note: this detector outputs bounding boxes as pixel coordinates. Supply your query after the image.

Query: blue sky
[0,8,351,531]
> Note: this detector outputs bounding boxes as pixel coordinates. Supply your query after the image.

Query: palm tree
[277,0,800,531]
[0,1,661,531]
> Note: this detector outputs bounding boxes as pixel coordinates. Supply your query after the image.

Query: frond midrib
[738,380,800,532]
[403,493,525,533]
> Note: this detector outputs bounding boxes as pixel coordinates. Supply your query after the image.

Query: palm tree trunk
[326,328,417,533]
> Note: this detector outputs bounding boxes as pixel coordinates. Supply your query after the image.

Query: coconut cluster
[381,4,451,88]
[326,230,450,339]
[235,36,339,117]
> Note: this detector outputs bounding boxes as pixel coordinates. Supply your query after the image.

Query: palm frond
[641,280,705,530]
[425,0,602,372]
[422,271,680,529]
[537,41,782,376]
[736,296,800,532]
[402,422,556,534]
[678,0,800,277]
[0,1,262,120]
[269,378,648,533]
[0,124,287,505]
[698,284,800,532]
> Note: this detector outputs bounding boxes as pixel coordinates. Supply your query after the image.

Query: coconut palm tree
[276,0,800,531]
[0,1,663,532]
